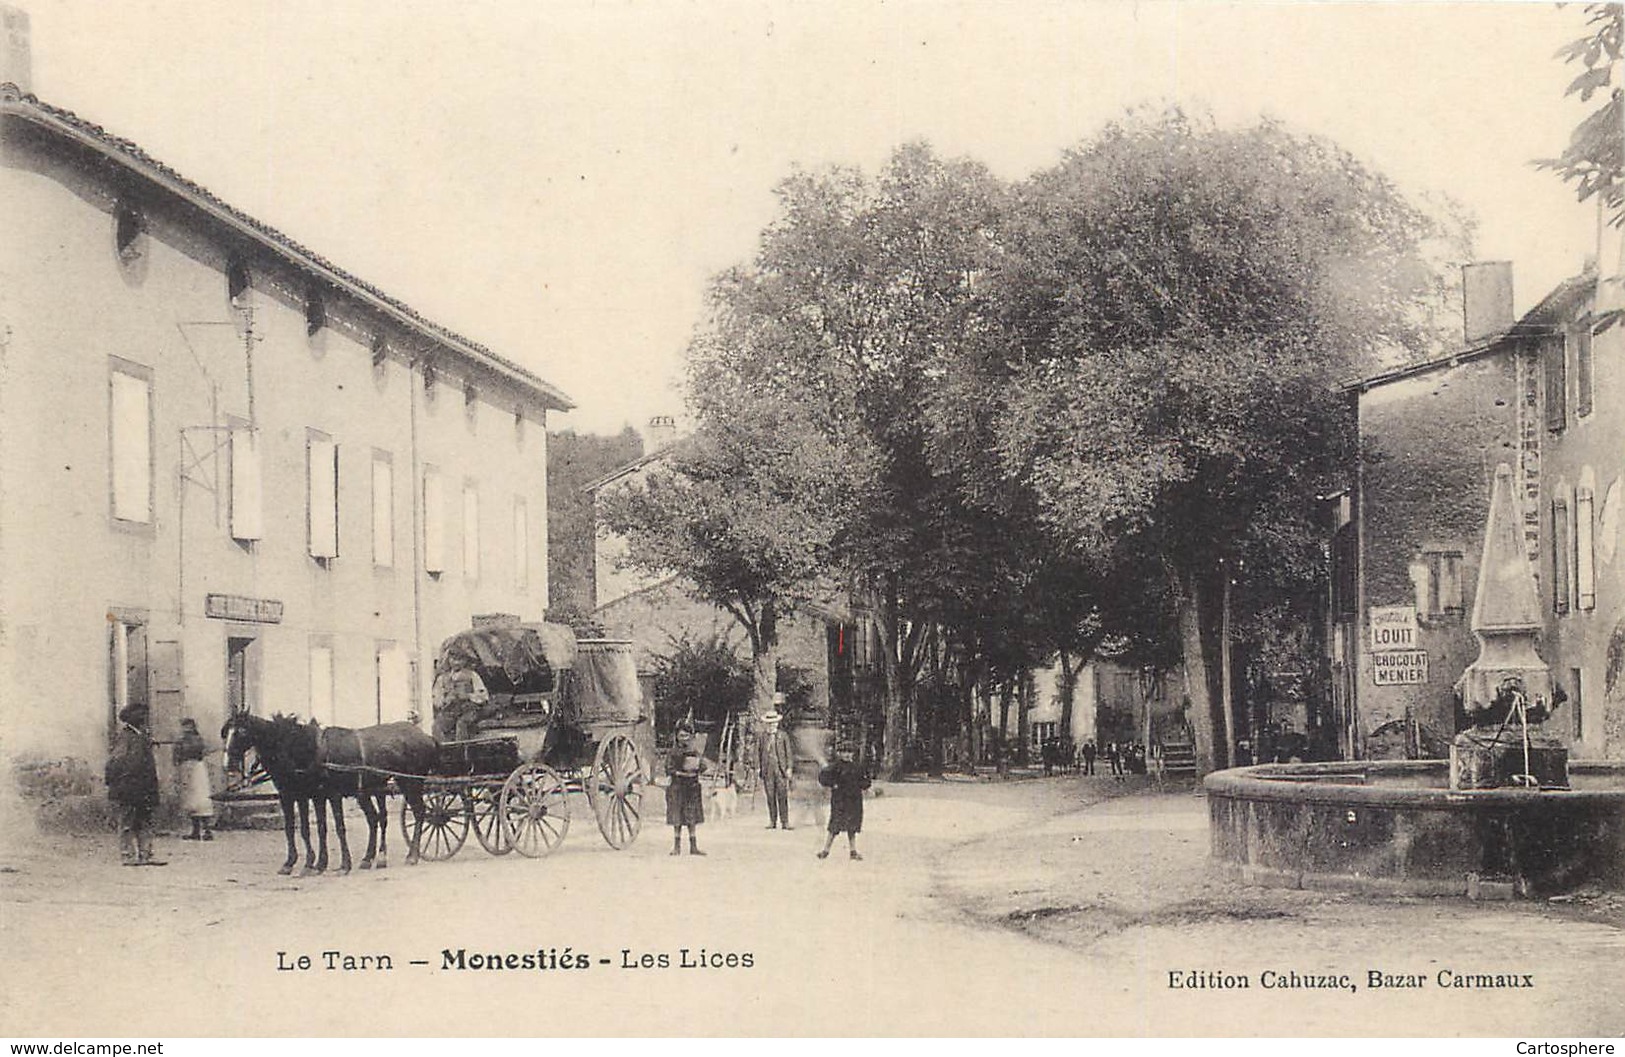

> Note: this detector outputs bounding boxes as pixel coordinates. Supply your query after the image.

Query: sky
[14,0,1608,437]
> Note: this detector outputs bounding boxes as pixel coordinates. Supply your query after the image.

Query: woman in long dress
[172,718,215,840]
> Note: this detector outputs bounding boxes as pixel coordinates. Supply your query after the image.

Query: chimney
[1461,261,1514,344]
[1,4,30,95]
[645,414,677,453]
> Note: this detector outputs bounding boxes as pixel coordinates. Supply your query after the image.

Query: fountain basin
[1205,760,1625,896]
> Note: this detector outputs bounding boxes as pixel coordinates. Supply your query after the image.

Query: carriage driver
[432,669,490,741]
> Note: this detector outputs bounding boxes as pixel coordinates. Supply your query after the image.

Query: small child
[816,742,871,861]
[665,726,709,856]
[172,718,215,841]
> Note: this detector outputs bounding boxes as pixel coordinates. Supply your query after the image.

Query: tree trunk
[996,677,1012,777]
[1173,568,1219,776]
[1057,651,1076,744]
[749,598,779,718]
[1016,672,1032,766]
[1219,565,1236,771]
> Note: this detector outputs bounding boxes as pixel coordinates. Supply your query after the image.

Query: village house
[0,12,571,805]
[1337,261,1623,761]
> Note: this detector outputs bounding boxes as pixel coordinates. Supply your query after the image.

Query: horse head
[221,707,255,775]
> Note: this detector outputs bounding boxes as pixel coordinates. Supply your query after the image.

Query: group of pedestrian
[664,693,871,861]
[104,705,217,866]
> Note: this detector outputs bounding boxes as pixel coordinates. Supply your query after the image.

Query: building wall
[0,113,551,778]
[1355,354,1521,751]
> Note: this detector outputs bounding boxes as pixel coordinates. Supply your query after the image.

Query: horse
[222,710,439,874]
[314,719,439,870]
[221,711,347,876]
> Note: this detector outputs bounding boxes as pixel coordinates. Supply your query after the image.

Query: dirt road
[3,775,1620,1037]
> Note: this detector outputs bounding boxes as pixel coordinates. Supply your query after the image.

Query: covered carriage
[411,620,653,860]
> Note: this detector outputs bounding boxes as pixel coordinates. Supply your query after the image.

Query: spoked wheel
[500,763,570,858]
[588,733,646,850]
[400,785,469,861]
[469,782,511,855]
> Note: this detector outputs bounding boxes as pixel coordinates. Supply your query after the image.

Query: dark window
[1419,549,1464,619]
[1545,336,1567,432]
[1571,667,1584,741]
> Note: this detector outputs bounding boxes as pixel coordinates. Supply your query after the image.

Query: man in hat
[105,703,164,865]
[756,697,794,830]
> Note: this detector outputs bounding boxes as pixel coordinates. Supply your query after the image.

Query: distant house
[1335,266,1619,760]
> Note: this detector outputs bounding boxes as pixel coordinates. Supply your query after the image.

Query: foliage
[546,427,644,617]
[1536,3,1625,226]
[651,631,754,735]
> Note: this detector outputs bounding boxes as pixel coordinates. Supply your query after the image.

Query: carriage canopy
[434,623,577,694]
[572,640,643,724]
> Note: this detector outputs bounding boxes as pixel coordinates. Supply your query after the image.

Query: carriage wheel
[469,782,511,856]
[588,733,645,850]
[500,763,570,858]
[399,786,469,862]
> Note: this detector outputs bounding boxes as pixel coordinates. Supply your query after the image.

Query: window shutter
[463,483,480,581]
[376,645,412,725]
[423,467,445,573]
[110,369,152,523]
[308,435,339,559]
[1575,327,1594,418]
[231,427,263,540]
[1577,487,1596,610]
[1553,499,1571,614]
[1545,337,1568,432]
[514,496,529,589]
[372,454,394,567]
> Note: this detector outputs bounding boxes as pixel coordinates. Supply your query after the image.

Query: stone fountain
[1205,464,1625,897]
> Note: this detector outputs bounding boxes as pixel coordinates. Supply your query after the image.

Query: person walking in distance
[1081,739,1097,776]
[817,741,872,861]
[757,700,794,830]
[106,703,164,866]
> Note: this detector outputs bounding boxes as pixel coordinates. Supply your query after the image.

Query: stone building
[1339,267,1620,759]
[0,21,571,797]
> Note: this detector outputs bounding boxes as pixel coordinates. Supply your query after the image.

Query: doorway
[226,634,262,715]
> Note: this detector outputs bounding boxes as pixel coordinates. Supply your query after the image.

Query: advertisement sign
[1372,649,1429,685]
[1369,605,1418,651]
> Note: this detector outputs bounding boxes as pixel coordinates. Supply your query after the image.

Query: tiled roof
[0,84,574,411]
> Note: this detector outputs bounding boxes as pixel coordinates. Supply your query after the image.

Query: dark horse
[222,710,438,875]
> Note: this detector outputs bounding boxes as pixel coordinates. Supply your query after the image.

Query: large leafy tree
[692,143,1032,774]
[989,111,1453,773]
[595,383,860,717]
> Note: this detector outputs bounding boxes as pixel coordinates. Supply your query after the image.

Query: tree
[595,386,859,717]
[1537,3,1625,226]
[687,143,1026,775]
[546,427,643,621]
[989,111,1453,773]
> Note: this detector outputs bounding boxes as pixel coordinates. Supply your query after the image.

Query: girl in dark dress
[816,743,871,861]
[665,727,708,855]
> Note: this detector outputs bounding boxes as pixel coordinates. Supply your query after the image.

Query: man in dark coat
[756,703,794,830]
[105,703,164,866]
[816,742,872,861]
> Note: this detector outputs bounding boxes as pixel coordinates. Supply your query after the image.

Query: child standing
[816,742,871,861]
[665,725,709,856]
[172,718,215,841]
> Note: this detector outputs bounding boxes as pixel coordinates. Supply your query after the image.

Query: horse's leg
[329,796,352,875]
[296,797,316,874]
[402,781,424,866]
[374,792,389,869]
[357,796,378,869]
[278,793,298,875]
[312,796,329,874]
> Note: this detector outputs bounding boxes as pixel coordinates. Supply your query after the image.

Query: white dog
[706,777,740,822]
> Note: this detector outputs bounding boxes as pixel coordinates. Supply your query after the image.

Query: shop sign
[1369,606,1418,651]
[1372,650,1428,686]
[204,593,284,623]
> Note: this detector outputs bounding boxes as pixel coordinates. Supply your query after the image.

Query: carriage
[405,620,653,860]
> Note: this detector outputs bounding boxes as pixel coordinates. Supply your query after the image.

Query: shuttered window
[307,431,339,560]
[1577,486,1596,611]
[372,451,394,568]
[514,496,529,590]
[230,426,262,541]
[110,362,153,524]
[463,482,481,581]
[1545,336,1567,432]
[1553,498,1572,614]
[423,466,445,574]
[1575,325,1594,418]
